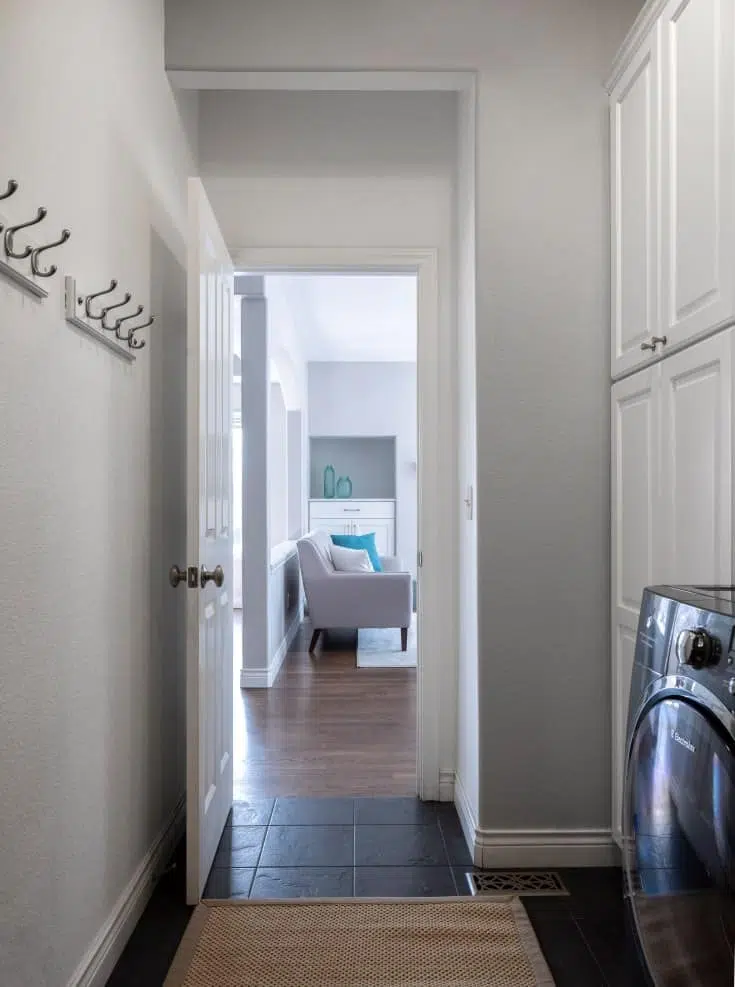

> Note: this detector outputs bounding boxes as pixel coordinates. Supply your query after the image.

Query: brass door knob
[200,564,225,589]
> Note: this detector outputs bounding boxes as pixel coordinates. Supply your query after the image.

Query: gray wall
[309,362,417,577]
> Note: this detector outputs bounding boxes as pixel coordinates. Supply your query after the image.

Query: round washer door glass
[624,697,735,985]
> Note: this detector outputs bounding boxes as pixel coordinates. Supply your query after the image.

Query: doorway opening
[232,269,421,800]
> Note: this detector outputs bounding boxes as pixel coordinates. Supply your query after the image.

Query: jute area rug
[164,898,555,986]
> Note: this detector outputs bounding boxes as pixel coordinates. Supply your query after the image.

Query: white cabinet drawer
[309,499,395,520]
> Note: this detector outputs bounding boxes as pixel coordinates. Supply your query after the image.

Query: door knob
[200,564,225,588]
[169,565,188,588]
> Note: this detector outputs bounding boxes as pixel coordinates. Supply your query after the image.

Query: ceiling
[263,273,417,363]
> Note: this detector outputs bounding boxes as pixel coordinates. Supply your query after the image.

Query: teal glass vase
[323,465,336,499]
[336,476,353,498]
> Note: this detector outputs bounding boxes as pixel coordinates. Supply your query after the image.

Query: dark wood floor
[234,619,417,799]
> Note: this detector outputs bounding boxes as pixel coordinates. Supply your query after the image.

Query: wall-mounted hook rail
[30,228,71,278]
[0,179,18,202]
[4,207,48,259]
[100,292,133,331]
[126,316,154,350]
[64,276,134,363]
[114,305,144,340]
[80,280,118,320]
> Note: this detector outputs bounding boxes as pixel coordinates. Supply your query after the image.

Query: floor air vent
[466,871,569,897]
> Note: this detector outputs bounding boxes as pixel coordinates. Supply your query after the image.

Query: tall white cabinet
[609,0,735,843]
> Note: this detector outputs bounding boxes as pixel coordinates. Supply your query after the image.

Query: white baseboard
[240,607,302,689]
[453,772,480,866]
[66,794,186,987]
[475,828,619,869]
[451,773,618,869]
[438,770,455,802]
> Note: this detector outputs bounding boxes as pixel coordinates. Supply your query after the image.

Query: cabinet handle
[651,335,667,347]
[640,341,657,351]
[343,508,361,512]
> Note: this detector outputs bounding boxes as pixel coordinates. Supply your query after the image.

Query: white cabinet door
[354,517,395,558]
[611,23,661,377]
[611,366,660,843]
[660,0,735,349]
[659,329,733,585]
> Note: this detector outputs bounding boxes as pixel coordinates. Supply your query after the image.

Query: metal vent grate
[466,871,569,897]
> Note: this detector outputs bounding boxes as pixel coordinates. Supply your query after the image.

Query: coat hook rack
[114,305,144,340]
[0,183,50,299]
[4,207,48,260]
[100,292,133,331]
[64,276,134,363]
[30,228,71,278]
[80,280,118,321]
[0,179,18,202]
[126,316,154,350]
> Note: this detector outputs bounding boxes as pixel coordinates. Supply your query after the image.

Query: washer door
[624,696,735,985]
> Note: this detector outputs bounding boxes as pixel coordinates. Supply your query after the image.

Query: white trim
[438,770,456,802]
[240,605,302,689]
[474,829,620,869]
[66,796,186,987]
[453,772,480,867]
[606,0,666,93]
[168,69,476,93]
[232,246,452,803]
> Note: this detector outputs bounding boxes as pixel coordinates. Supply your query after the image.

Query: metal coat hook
[100,292,133,331]
[0,179,18,203]
[30,228,71,278]
[127,316,154,350]
[80,280,118,320]
[4,207,48,259]
[114,305,144,340]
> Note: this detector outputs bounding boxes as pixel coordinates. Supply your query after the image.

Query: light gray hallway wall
[166,0,644,835]
[1,1,197,983]
[309,362,418,577]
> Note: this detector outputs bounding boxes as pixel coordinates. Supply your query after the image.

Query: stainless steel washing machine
[624,585,735,986]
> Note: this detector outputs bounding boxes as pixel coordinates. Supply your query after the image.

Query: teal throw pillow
[330,533,383,572]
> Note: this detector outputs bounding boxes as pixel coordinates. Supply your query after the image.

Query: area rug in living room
[163,899,555,987]
[356,615,417,668]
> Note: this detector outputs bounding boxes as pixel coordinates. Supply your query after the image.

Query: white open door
[185,178,234,903]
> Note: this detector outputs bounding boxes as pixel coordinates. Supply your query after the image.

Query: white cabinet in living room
[660,0,735,350]
[659,330,733,585]
[610,23,661,377]
[308,500,396,558]
[611,366,659,842]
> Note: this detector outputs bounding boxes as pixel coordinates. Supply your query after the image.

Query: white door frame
[232,245,453,801]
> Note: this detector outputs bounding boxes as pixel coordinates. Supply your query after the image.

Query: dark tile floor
[106,797,649,987]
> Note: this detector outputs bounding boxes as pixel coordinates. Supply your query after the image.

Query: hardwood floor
[234,617,416,799]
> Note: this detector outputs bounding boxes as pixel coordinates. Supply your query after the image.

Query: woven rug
[164,898,555,986]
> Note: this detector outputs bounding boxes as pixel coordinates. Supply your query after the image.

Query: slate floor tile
[259,825,354,867]
[355,866,457,898]
[229,799,275,827]
[271,797,355,826]
[355,824,448,867]
[203,867,255,899]
[212,826,266,868]
[355,797,438,826]
[250,867,354,899]
[527,914,607,987]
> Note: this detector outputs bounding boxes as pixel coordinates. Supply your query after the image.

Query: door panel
[612,367,660,841]
[186,178,234,904]
[659,330,732,586]
[611,24,660,376]
[661,0,735,345]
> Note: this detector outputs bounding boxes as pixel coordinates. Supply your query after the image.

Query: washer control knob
[728,678,735,696]
[676,628,721,669]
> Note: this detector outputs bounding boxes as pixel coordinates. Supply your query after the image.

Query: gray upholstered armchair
[297,530,412,652]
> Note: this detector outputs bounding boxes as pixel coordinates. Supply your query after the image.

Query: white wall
[167,0,643,837]
[0,2,196,984]
[309,362,418,577]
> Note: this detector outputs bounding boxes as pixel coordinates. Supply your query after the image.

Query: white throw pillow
[330,544,374,573]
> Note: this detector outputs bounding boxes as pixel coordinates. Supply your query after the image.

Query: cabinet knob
[641,341,657,351]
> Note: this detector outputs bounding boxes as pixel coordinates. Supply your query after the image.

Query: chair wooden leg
[309,628,322,653]
[401,627,409,652]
